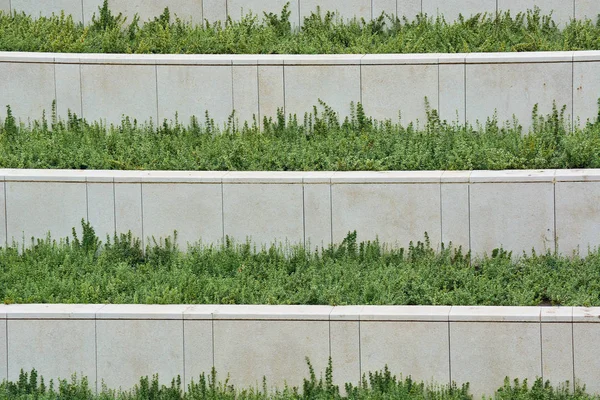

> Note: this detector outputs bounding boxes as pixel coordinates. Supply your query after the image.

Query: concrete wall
[1,51,599,130]
[1,0,598,25]
[0,304,597,397]
[1,169,600,255]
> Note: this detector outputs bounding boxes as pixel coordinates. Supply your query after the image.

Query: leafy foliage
[1,365,593,400]
[3,222,600,306]
[1,102,600,171]
[1,5,600,54]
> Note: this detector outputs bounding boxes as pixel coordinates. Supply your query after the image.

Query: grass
[0,1,599,54]
[1,101,600,171]
[4,221,600,306]
[3,365,593,400]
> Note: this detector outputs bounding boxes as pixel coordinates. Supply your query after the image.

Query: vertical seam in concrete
[282,65,287,116]
[79,64,84,118]
[297,0,301,27]
[85,179,89,223]
[182,319,186,390]
[540,321,544,382]
[8,0,11,15]
[573,0,576,21]
[447,318,452,384]
[302,180,306,247]
[4,181,7,248]
[140,183,145,250]
[328,310,332,362]
[571,54,574,132]
[436,60,440,114]
[571,318,576,390]
[553,181,558,253]
[80,0,85,25]
[231,62,235,116]
[463,62,467,125]
[439,182,443,247]
[329,183,333,245]
[496,0,499,14]
[200,0,204,23]
[225,0,229,20]
[112,179,116,235]
[5,318,7,381]
[94,315,98,394]
[155,65,159,123]
[467,184,472,253]
[211,318,215,370]
[370,0,373,20]
[420,0,423,14]
[256,65,260,126]
[53,61,58,116]
[359,59,363,105]
[221,183,225,243]
[358,318,362,380]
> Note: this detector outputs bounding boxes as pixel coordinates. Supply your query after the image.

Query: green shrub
[1,101,600,171]
[1,365,591,400]
[1,5,599,54]
[4,221,600,306]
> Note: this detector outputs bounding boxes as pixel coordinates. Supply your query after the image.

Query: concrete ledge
[0,169,600,255]
[2,51,599,129]
[0,304,597,395]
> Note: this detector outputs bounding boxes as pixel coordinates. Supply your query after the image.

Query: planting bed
[1,6,600,54]
[2,224,600,306]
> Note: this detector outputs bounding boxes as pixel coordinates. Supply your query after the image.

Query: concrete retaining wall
[0,169,599,255]
[0,0,598,25]
[1,51,599,130]
[0,304,596,397]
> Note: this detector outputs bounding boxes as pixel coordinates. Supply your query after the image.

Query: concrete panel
[300,0,371,21]
[107,0,202,23]
[576,0,600,22]
[470,175,555,255]
[441,180,470,252]
[0,62,55,121]
[203,0,227,24]
[373,0,397,18]
[498,0,574,25]
[6,181,87,243]
[284,63,360,120]
[11,0,83,21]
[556,181,600,255]
[114,182,143,241]
[466,60,572,130]
[97,310,186,389]
[183,306,214,388]
[331,173,442,247]
[573,60,600,126]
[233,65,259,126]
[7,319,96,382]
[422,0,496,21]
[573,308,600,393]
[0,0,9,14]
[450,318,541,397]
[360,306,450,385]
[0,317,5,381]
[142,183,223,247]
[55,63,82,118]
[223,178,304,246]
[361,63,438,124]
[157,65,232,126]
[82,0,103,24]
[213,319,329,388]
[81,64,157,126]
[304,175,332,250]
[87,181,115,242]
[258,65,284,124]
[541,308,574,389]
[439,59,466,124]
[0,181,5,248]
[330,307,362,388]
[228,0,300,26]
